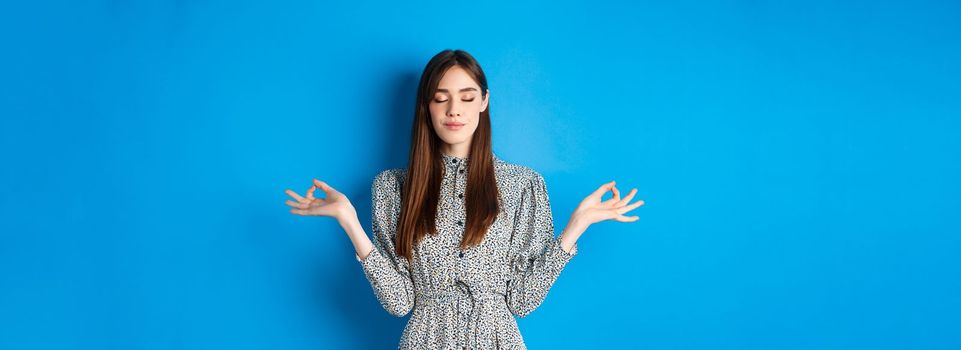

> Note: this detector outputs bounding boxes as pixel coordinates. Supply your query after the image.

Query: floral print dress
[355,152,577,349]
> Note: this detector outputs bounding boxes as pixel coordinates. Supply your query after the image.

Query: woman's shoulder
[372,168,406,192]
[493,155,544,184]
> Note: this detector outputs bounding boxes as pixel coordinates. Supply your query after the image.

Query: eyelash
[434,98,475,103]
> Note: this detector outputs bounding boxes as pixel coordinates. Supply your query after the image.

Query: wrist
[335,204,357,224]
[560,218,587,251]
[336,211,373,259]
[566,216,588,236]
[337,210,361,234]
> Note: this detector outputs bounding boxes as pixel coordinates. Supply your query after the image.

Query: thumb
[313,179,335,192]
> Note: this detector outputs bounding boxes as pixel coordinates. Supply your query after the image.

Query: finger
[589,180,616,199]
[617,188,638,207]
[600,185,619,204]
[306,185,317,201]
[285,199,309,209]
[616,199,646,214]
[285,189,307,202]
[615,214,640,222]
[600,185,623,207]
[292,207,333,217]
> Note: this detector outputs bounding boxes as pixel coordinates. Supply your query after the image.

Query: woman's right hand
[285,179,356,223]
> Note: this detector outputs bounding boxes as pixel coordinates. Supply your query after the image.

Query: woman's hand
[571,180,645,226]
[285,179,374,259]
[559,180,645,253]
[285,179,356,223]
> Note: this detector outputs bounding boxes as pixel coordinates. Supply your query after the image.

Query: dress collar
[441,152,468,166]
[440,152,501,167]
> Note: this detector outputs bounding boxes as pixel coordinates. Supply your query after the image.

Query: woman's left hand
[559,180,645,253]
[569,180,645,228]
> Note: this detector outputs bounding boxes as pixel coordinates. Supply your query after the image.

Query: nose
[446,102,461,117]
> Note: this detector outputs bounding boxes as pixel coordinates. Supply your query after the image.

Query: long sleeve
[356,169,415,317]
[505,171,577,318]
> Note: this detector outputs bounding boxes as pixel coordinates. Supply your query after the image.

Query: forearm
[337,211,374,260]
[559,217,587,254]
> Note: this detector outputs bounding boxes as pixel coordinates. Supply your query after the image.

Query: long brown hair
[394,49,501,262]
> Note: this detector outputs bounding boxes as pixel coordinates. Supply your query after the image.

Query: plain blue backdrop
[2,0,960,349]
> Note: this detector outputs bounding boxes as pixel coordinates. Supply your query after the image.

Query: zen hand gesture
[285,179,356,223]
[570,180,645,227]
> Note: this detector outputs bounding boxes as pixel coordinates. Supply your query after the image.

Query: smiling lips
[443,122,464,130]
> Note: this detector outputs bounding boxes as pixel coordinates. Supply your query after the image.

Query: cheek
[429,105,444,121]
[468,102,484,118]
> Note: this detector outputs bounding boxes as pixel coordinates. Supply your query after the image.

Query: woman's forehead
[436,66,479,90]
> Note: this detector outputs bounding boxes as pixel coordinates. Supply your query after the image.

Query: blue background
[2,0,960,349]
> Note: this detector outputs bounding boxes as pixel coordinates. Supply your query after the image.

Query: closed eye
[433,98,476,103]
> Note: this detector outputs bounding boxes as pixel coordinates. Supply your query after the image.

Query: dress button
[452,159,458,163]
[459,251,464,258]
[456,220,463,226]
[459,169,464,173]
[458,193,463,199]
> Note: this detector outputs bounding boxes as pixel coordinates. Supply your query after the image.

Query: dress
[355,152,578,349]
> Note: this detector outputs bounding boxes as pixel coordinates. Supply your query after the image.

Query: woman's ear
[481,89,490,112]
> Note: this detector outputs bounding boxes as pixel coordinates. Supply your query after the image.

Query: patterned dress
[355,152,578,349]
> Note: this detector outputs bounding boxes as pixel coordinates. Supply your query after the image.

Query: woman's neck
[440,143,470,159]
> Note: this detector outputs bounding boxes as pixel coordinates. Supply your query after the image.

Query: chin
[440,135,470,144]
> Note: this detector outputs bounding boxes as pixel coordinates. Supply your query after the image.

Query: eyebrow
[436,87,478,93]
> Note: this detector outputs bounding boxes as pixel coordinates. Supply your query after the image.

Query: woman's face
[429,65,489,148]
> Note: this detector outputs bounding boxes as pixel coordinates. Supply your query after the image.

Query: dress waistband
[415,281,506,348]
[415,280,506,306]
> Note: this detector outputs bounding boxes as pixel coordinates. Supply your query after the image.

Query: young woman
[285,49,645,349]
